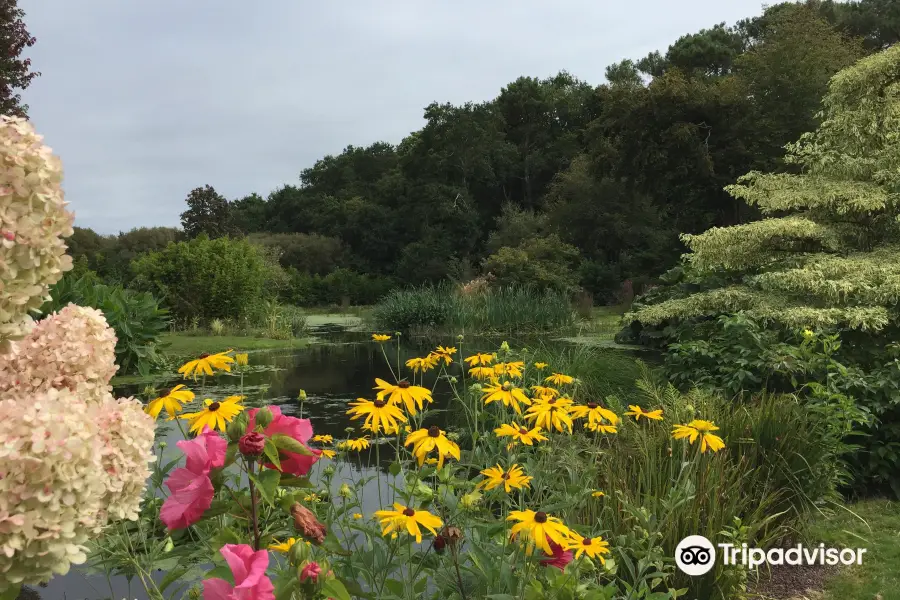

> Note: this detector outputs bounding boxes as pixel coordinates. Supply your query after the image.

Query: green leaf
[0,584,21,600]
[274,576,300,600]
[279,475,313,488]
[384,578,405,598]
[250,469,281,508]
[388,461,402,476]
[158,566,189,593]
[321,578,352,600]
[321,531,351,556]
[271,433,314,456]
[263,439,282,471]
[205,565,234,586]
[224,443,238,468]
[211,527,244,549]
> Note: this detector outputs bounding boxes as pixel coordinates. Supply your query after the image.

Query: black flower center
[208,402,220,411]
[518,428,529,435]
[587,402,598,409]
[428,426,441,438]
[398,381,410,389]
[548,399,556,404]
[374,400,387,408]
[501,473,510,480]
[534,512,547,523]
[199,353,210,359]
[582,538,592,546]
[403,508,415,517]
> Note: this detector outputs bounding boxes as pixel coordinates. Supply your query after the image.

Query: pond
[21,326,651,600]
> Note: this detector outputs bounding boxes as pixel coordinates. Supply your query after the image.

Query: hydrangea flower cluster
[0,118,156,589]
[0,116,74,352]
[0,304,119,398]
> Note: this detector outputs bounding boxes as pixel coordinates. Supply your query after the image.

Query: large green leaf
[249,469,280,508]
[321,578,352,600]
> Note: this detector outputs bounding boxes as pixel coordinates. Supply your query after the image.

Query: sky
[21,0,768,235]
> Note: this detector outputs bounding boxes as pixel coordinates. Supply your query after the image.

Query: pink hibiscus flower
[203,544,274,600]
[246,406,320,476]
[540,538,573,571]
[160,427,226,530]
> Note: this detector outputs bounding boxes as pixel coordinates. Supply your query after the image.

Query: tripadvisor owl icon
[675,535,716,576]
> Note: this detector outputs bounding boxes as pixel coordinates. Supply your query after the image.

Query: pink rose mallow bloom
[203,544,275,600]
[246,406,320,476]
[160,427,226,530]
[540,538,573,571]
[299,561,322,583]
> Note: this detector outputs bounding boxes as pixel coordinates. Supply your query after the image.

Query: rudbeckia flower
[464,353,494,367]
[524,398,574,434]
[530,385,559,400]
[481,379,531,415]
[406,355,438,374]
[373,503,442,544]
[311,434,333,444]
[344,437,370,452]
[493,361,524,378]
[585,423,618,434]
[493,422,547,446]
[177,350,235,379]
[431,346,456,365]
[534,362,548,370]
[374,378,432,416]
[268,537,298,553]
[544,373,574,386]
[468,366,496,380]
[507,510,573,554]
[347,398,407,435]
[372,334,392,342]
[566,535,610,562]
[672,419,725,453]
[179,396,245,433]
[234,353,249,366]
[569,402,619,428]
[624,405,664,422]
[145,384,194,420]
[478,464,532,493]
[404,426,460,469]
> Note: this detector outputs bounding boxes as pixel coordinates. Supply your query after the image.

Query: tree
[230,193,268,233]
[637,23,746,78]
[179,185,235,239]
[627,46,900,331]
[0,0,38,117]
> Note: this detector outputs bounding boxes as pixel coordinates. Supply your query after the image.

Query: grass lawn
[158,332,311,356]
[808,499,900,599]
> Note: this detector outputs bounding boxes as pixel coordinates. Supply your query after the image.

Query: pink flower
[203,544,274,600]
[299,561,322,583]
[160,427,226,530]
[540,538,573,571]
[239,432,266,457]
[246,406,320,476]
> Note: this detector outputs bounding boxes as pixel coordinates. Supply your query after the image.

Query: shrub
[248,232,346,274]
[282,268,393,307]
[42,273,170,376]
[482,234,581,293]
[131,235,271,322]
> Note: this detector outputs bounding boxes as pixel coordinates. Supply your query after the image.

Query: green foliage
[179,185,237,239]
[282,267,394,307]
[373,284,574,334]
[42,273,170,376]
[482,234,581,293]
[248,232,347,275]
[131,235,271,323]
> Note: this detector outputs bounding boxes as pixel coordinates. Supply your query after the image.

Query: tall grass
[372,284,575,334]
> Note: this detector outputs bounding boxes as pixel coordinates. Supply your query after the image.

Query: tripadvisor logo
[675,536,867,576]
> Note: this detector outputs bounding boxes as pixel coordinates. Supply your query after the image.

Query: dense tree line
[71,1,894,303]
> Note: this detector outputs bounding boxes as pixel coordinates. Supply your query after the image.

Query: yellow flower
[391,533,398,540]
[530,385,559,400]
[343,437,370,452]
[373,503,442,544]
[303,493,321,503]
[545,373,574,386]
[312,435,333,444]
[507,510,573,554]
[586,423,618,434]
[524,398,574,433]
[144,384,194,420]
[320,449,336,458]
[374,378,432,416]
[177,350,235,379]
[179,396,245,433]
[493,361,524,378]
[569,402,619,428]
[566,535,610,561]
[347,398,407,435]
[478,464,532,493]
[372,333,392,342]
[672,420,726,453]
[624,405,664,422]
[425,457,438,465]
[591,490,605,498]
[235,353,249,366]
[534,362,548,370]
[268,538,298,553]
[493,422,547,446]
[404,426,460,469]
[406,355,438,374]
[802,328,814,340]
[481,379,531,415]
[432,346,457,365]
[468,366,496,380]
[464,353,494,367]
[459,490,482,510]
[353,513,363,520]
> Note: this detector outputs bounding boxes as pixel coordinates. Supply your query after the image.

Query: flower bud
[456,334,464,342]
[255,407,274,429]
[289,539,310,564]
[226,412,248,443]
[297,389,307,401]
[299,561,322,583]
[339,483,352,499]
[434,535,446,554]
[290,503,327,544]
[322,465,335,477]
[159,441,168,449]
[239,432,266,457]
[500,341,510,352]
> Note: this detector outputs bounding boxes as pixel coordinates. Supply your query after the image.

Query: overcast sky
[21,0,767,234]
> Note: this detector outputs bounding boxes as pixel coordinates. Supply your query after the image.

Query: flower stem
[247,459,261,551]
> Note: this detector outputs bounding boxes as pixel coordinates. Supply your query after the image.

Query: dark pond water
[22,326,648,600]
